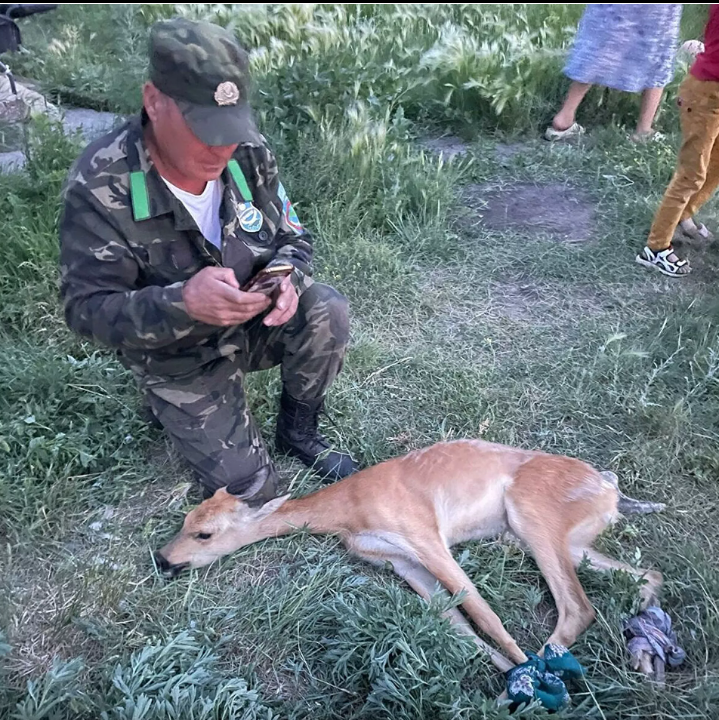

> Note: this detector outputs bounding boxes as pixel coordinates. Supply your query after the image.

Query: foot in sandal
[635,246,691,277]
[544,122,585,142]
[676,217,714,242]
[630,130,664,144]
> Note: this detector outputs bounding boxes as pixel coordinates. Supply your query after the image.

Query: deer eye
[196,532,212,540]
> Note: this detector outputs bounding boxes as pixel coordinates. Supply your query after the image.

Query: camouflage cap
[148,17,260,146]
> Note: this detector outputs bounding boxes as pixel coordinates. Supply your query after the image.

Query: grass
[2,4,719,719]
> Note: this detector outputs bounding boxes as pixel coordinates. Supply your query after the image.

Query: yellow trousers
[648,74,719,251]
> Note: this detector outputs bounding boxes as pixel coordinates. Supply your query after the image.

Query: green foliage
[8,4,708,132]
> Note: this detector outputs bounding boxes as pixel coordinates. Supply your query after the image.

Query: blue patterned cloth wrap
[505,643,585,711]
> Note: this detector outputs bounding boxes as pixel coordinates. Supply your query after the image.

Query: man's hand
[263,275,299,327]
[182,267,271,326]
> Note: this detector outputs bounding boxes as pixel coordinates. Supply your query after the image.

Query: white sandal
[544,122,585,142]
[635,246,691,277]
[630,130,664,144]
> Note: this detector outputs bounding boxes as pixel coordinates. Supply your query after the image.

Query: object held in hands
[241,263,294,295]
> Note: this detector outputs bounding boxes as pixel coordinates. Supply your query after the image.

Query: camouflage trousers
[138,283,349,500]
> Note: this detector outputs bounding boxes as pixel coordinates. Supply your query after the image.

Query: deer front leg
[346,532,517,673]
[415,542,528,667]
[389,556,515,673]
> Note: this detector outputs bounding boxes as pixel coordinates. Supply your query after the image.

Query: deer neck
[256,487,350,539]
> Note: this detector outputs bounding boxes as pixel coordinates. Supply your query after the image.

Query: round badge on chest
[239,205,263,233]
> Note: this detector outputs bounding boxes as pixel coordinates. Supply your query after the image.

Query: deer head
[154,489,290,578]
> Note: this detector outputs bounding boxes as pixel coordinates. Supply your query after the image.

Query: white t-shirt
[163,177,223,249]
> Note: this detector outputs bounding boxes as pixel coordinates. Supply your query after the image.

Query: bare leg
[636,88,664,135]
[552,82,592,131]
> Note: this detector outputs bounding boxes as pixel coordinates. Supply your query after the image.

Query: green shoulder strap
[227,159,254,203]
[129,171,151,221]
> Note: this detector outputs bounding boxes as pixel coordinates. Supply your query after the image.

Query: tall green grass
[6,4,710,134]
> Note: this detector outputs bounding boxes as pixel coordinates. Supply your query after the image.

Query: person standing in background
[637,5,719,277]
[546,4,682,143]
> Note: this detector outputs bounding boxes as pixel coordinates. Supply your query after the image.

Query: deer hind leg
[565,504,663,611]
[571,548,663,610]
[526,537,596,649]
[568,542,663,677]
[576,550,664,677]
[505,502,597,650]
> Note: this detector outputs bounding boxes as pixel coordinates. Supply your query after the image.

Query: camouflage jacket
[59,112,314,378]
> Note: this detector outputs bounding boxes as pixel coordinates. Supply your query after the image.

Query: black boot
[201,463,279,507]
[138,401,163,430]
[275,390,358,482]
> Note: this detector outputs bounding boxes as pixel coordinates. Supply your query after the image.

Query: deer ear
[252,494,291,519]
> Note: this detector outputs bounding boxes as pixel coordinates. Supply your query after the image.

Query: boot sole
[275,438,355,482]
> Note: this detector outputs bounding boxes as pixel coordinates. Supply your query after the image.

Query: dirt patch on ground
[0,149,24,172]
[494,142,532,164]
[464,182,596,244]
[419,268,613,327]
[420,135,471,161]
[488,279,549,321]
[420,137,533,165]
[487,277,615,321]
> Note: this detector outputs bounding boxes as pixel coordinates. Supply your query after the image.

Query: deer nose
[154,551,170,572]
[154,551,188,579]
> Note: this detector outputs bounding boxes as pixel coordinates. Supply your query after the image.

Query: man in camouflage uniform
[59,17,358,505]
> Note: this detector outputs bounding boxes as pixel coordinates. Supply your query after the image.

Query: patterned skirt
[564,4,682,93]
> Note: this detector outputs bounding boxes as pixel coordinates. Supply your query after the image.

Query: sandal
[630,130,664,144]
[635,246,691,277]
[544,122,585,142]
[677,218,714,242]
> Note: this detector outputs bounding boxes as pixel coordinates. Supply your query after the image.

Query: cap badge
[214,81,240,106]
